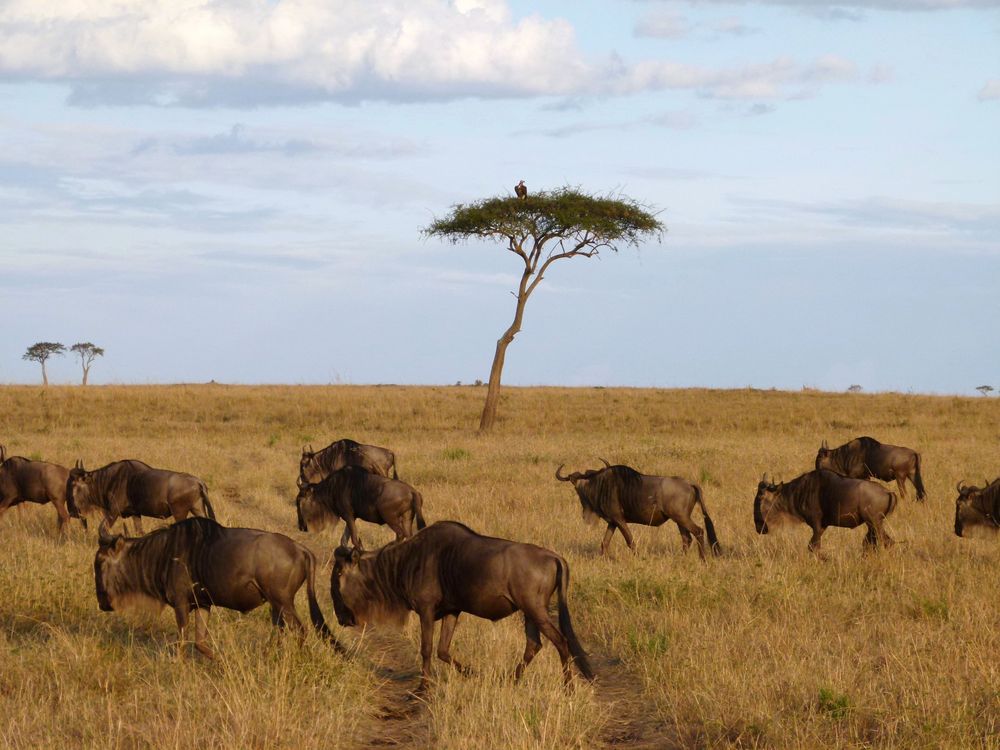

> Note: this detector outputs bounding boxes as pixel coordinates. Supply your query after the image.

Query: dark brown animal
[754,469,897,554]
[514,179,527,199]
[330,521,594,693]
[93,517,342,657]
[954,479,1000,536]
[299,439,398,484]
[555,460,720,558]
[295,466,426,548]
[815,436,926,501]
[0,446,78,533]
[67,459,215,535]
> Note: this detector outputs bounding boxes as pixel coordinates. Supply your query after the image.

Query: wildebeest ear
[350,547,362,564]
[333,546,353,563]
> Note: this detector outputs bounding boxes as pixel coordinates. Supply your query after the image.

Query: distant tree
[70,342,105,385]
[847,384,863,393]
[425,187,663,431]
[22,342,65,386]
[976,385,994,396]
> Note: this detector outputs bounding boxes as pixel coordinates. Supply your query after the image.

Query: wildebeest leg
[616,522,637,554]
[514,617,542,681]
[677,525,693,553]
[528,608,574,686]
[437,613,469,674]
[895,474,908,501]
[386,517,408,543]
[52,497,71,534]
[807,523,826,556]
[131,516,144,535]
[338,523,352,548]
[193,608,215,659]
[678,518,707,560]
[270,604,286,628]
[863,525,879,548]
[344,514,363,550]
[600,523,616,555]
[173,604,190,658]
[416,609,436,694]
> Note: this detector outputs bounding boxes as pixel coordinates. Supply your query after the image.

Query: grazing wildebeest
[0,446,79,533]
[754,469,897,554]
[954,479,1000,536]
[330,521,594,693]
[299,439,398,484]
[295,466,425,548]
[93,517,342,657]
[66,459,215,535]
[815,436,926,501]
[555,460,720,558]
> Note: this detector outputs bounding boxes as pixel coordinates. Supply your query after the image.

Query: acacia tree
[70,342,105,385]
[22,342,65,386]
[425,187,663,431]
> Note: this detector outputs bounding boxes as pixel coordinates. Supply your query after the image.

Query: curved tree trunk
[41,361,48,387]
[82,365,90,386]
[479,271,532,432]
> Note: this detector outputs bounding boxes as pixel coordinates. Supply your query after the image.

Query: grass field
[0,385,997,749]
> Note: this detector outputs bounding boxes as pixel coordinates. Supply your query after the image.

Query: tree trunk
[82,365,89,386]
[479,272,531,432]
[41,361,48,387]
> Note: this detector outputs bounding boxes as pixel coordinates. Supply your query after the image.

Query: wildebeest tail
[199,482,217,521]
[304,548,346,654]
[555,557,594,681]
[913,453,927,501]
[887,490,898,519]
[392,457,398,481]
[693,484,722,556]
[413,490,427,530]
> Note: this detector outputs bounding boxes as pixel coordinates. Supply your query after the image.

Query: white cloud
[634,11,693,39]
[978,79,1000,100]
[0,0,872,105]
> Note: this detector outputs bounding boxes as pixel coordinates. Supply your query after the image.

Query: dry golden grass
[1,385,998,749]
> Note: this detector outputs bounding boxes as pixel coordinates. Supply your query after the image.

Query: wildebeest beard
[334,543,417,631]
[97,520,224,610]
[580,465,644,518]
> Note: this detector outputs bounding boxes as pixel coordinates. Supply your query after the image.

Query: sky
[1,0,998,393]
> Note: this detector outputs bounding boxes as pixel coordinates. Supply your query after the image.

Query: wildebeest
[330,521,594,693]
[0,445,79,533]
[754,469,897,554]
[954,479,1000,536]
[815,436,926,501]
[66,459,215,535]
[296,466,425,548]
[93,517,342,657]
[555,460,720,558]
[299,439,398,484]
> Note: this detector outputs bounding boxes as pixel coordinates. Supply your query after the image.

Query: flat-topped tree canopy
[424,188,663,255]
[424,187,663,432]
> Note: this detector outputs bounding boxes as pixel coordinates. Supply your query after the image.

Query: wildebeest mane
[825,437,878,476]
[776,470,826,518]
[113,517,225,599]
[314,439,362,475]
[76,459,152,514]
[583,465,644,516]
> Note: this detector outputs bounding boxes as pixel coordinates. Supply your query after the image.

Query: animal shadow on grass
[0,610,167,657]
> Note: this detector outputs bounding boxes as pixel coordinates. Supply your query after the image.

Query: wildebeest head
[814,440,834,472]
[330,546,365,627]
[953,480,997,537]
[555,461,611,522]
[66,461,93,518]
[93,528,128,611]
[295,476,333,532]
[299,445,323,485]
[754,474,783,534]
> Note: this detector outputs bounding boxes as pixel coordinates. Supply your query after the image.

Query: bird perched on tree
[514,180,527,199]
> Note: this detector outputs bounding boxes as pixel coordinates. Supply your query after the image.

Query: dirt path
[348,633,681,749]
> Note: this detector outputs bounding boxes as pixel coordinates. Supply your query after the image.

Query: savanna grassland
[0,385,998,749]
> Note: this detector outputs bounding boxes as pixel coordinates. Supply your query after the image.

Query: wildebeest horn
[956,480,965,493]
[555,464,571,481]
[822,439,828,449]
[599,458,611,469]
[98,527,114,546]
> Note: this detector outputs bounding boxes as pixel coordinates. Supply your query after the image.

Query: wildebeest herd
[0,434,996,694]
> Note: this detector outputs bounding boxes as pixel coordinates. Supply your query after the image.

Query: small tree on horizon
[70,342,105,385]
[976,385,993,396]
[424,187,663,432]
[22,342,65,386]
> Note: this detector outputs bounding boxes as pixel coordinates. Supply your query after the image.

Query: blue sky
[1,0,997,393]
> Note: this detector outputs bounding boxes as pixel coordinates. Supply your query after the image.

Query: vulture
[514,180,527,199]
